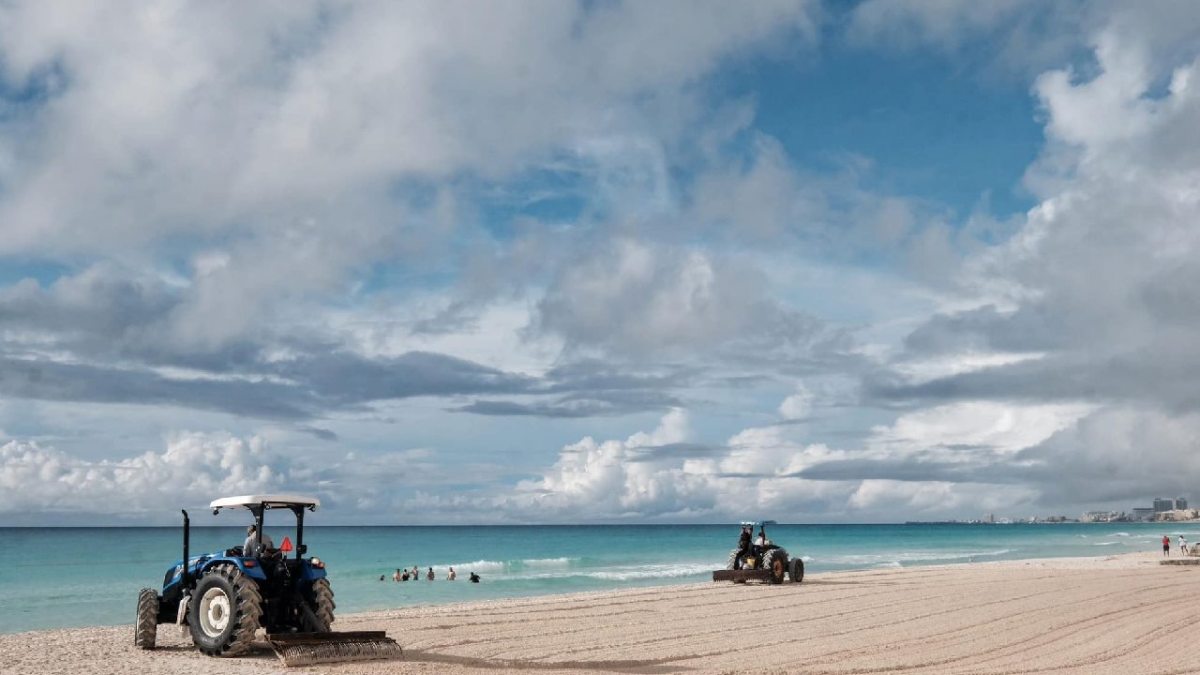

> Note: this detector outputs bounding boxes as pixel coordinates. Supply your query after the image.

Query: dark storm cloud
[623,442,723,462]
[0,268,706,423]
[798,456,1021,483]
[454,389,683,418]
[278,351,534,404]
[0,356,315,419]
[867,349,1200,414]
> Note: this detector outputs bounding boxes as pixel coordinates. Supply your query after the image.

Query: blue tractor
[133,494,400,666]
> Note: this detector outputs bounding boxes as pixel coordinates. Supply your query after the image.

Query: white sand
[3,552,1197,675]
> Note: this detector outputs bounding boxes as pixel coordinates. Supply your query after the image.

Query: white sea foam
[440,557,580,574]
[523,557,574,568]
[822,549,1012,566]
[585,563,713,581]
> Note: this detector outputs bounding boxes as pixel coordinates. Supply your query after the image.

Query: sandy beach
[3,552,1197,675]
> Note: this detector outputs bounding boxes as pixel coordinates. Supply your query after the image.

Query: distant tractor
[133,494,402,666]
[712,521,804,584]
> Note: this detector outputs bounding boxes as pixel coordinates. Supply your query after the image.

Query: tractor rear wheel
[312,578,336,629]
[188,564,262,657]
[763,548,788,584]
[789,557,805,583]
[134,588,158,649]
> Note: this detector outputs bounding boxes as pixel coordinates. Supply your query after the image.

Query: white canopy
[209,494,320,511]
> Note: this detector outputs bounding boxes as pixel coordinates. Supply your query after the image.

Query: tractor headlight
[311,557,324,568]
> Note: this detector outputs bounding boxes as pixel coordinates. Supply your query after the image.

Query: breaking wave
[822,549,1012,567]
[441,557,579,574]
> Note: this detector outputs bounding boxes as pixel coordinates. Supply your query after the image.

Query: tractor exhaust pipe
[181,510,190,589]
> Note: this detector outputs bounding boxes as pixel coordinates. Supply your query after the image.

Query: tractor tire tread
[134,588,158,650]
[313,578,336,628]
[192,563,262,657]
[789,557,805,583]
[763,548,788,585]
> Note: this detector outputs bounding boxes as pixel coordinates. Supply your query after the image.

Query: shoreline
[0,547,1175,637]
[3,550,1193,674]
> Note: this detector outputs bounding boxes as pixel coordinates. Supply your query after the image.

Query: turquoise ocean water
[0,522,1192,634]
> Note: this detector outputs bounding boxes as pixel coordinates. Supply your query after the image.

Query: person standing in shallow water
[1163,535,1171,556]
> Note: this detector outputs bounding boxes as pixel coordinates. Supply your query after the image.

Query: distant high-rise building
[1176,497,1189,510]
[1154,497,1174,512]
[1132,507,1156,521]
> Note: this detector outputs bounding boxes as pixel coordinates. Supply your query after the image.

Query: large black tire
[188,564,262,657]
[312,578,336,629]
[789,557,805,583]
[725,548,741,570]
[763,548,788,584]
[134,588,158,649]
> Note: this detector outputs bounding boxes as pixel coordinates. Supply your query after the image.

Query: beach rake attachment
[267,631,403,667]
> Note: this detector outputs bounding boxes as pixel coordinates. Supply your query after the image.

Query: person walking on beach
[1163,535,1171,556]
[1180,535,1188,555]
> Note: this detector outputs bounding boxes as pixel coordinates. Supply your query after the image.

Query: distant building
[1154,498,1175,512]
[1176,497,1189,510]
[1132,507,1156,521]
[1082,511,1121,523]
[1155,509,1199,522]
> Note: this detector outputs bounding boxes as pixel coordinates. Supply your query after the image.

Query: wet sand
[2,551,1196,675]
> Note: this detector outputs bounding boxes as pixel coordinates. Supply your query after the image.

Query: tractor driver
[751,528,768,557]
[244,523,275,558]
[735,525,752,569]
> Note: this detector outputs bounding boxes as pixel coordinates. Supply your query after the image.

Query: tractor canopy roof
[210,494,320,512]
[740,520,777,527]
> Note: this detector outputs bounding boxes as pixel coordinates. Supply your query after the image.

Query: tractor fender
[299,561,328,582]
[199,556,269,581]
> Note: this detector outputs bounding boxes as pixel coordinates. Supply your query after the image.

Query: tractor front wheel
[763,549,788,584]
[789,557,805,583]
[725,548,741,570]
[188,564,262,657]
[134,588,158,649]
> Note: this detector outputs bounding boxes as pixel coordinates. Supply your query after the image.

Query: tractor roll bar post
[181,509,190,589]
[293,505,305,561]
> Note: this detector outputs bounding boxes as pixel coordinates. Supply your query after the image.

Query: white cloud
[0,1,819,256]
[867,401,1093,456]
[848,479,1036,514]
[0,432,289,515]
[502,410,855,521]
[536,238,836,360]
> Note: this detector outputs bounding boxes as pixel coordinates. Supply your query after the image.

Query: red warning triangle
[280,536,293,553]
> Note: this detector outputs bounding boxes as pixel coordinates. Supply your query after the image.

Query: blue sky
[2,1,1200,524]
